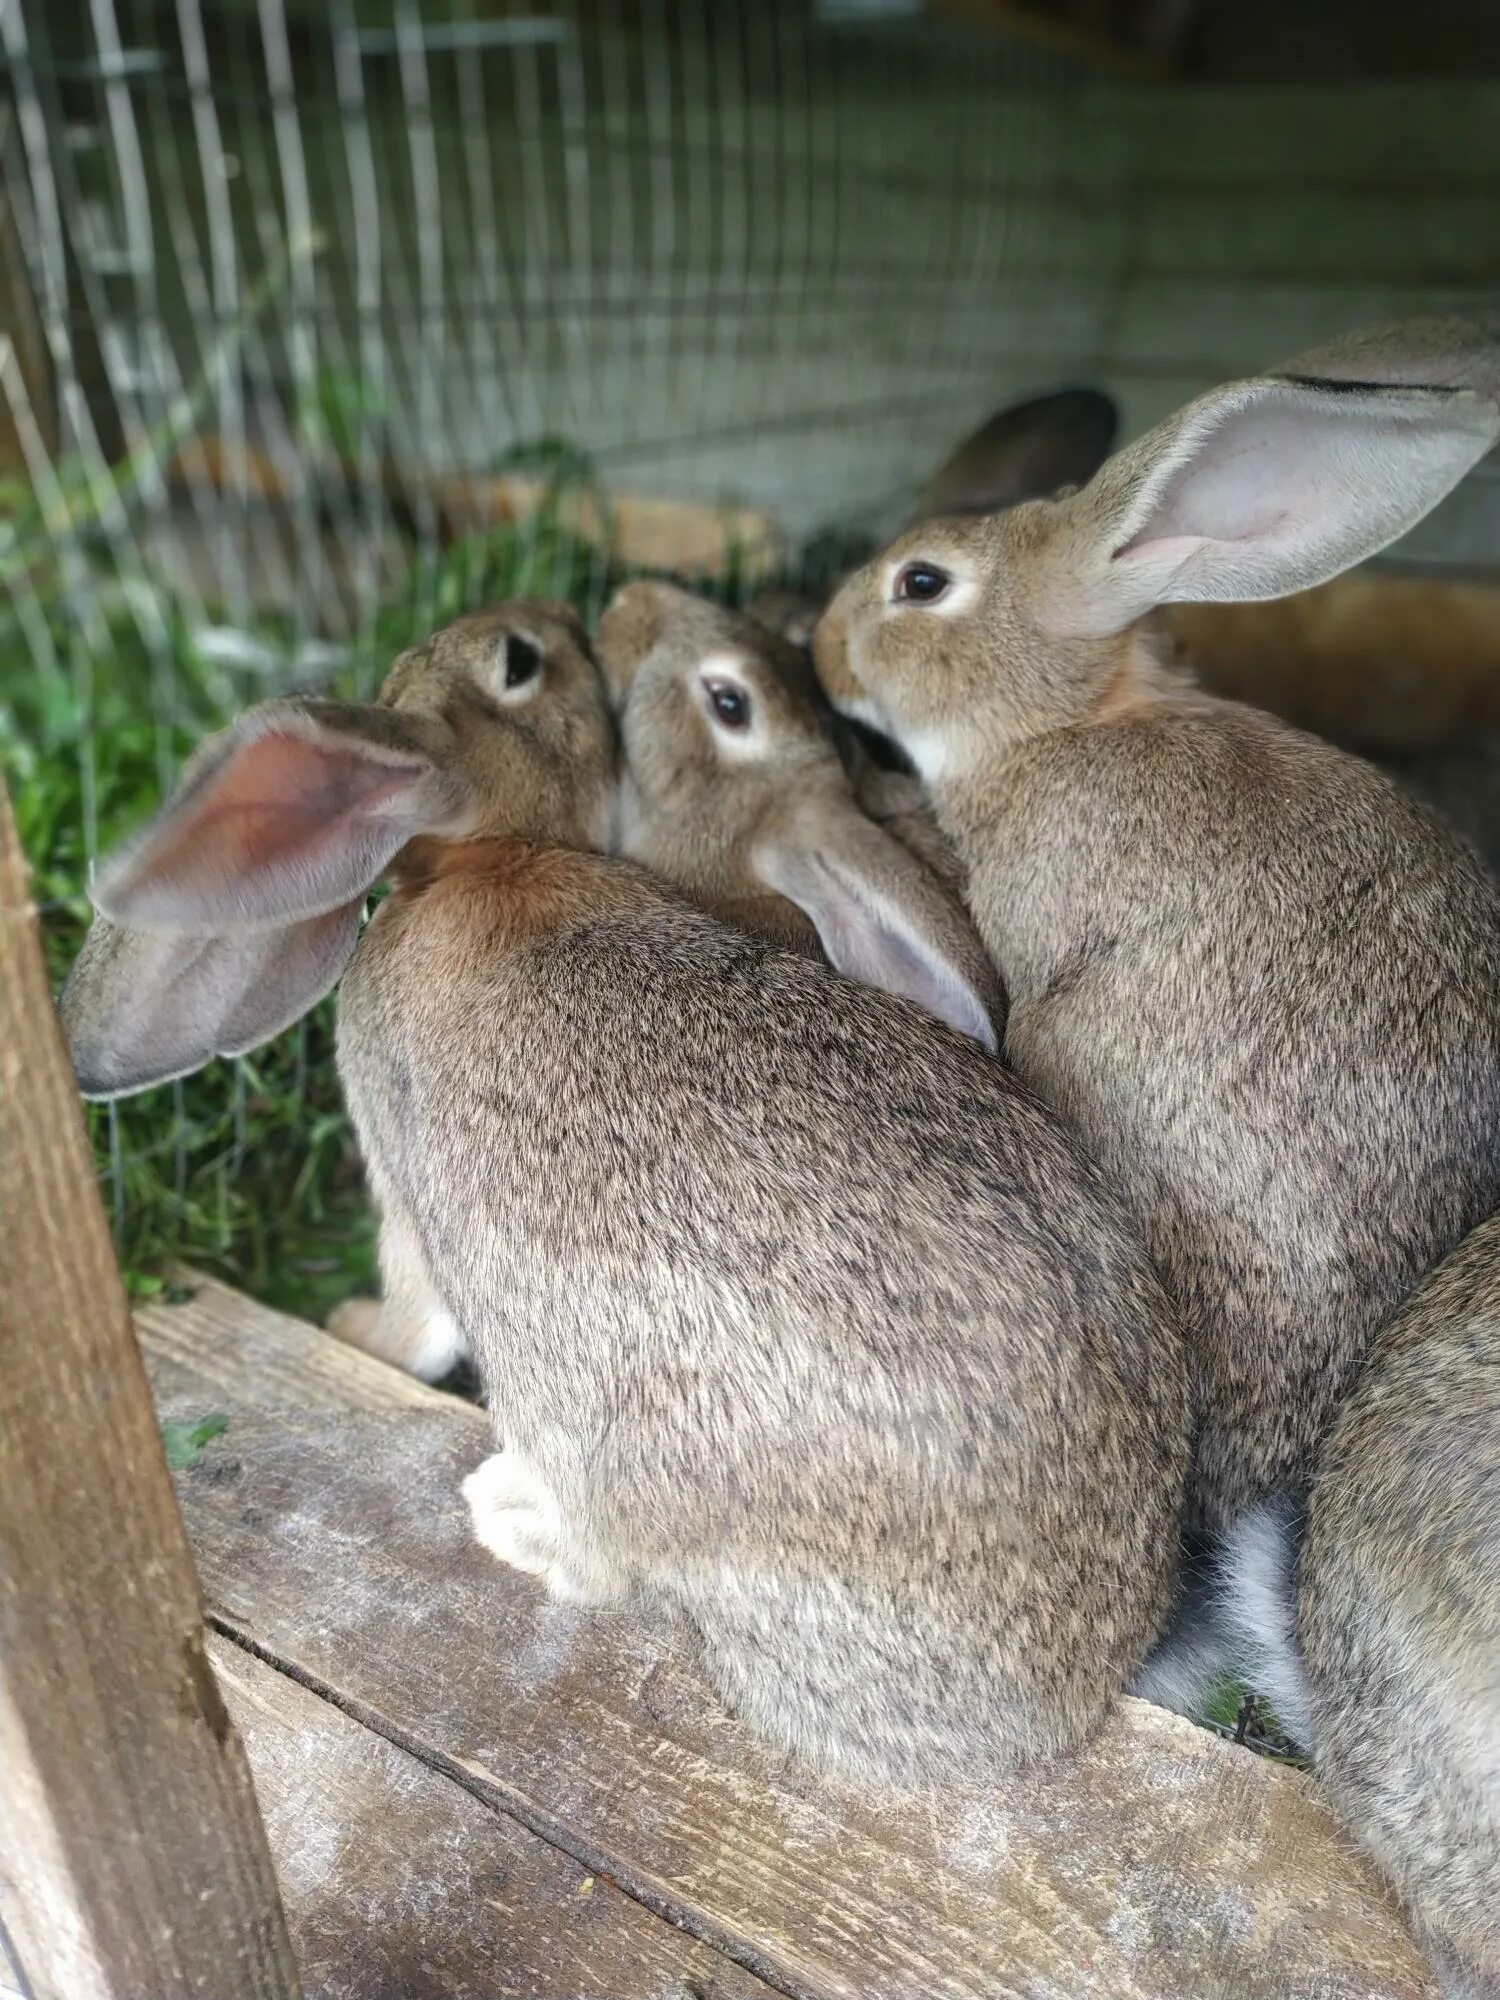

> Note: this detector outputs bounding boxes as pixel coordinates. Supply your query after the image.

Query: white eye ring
[694,653,763,760]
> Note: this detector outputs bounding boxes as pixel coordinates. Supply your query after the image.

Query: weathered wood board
[140,1276,1437,2000]
[211,1637,775,2000]
[0,791,298,2000]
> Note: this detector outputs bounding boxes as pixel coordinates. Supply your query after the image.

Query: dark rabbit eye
[895,561,951,605]
[704,677,752,731]
[505,632,543,688]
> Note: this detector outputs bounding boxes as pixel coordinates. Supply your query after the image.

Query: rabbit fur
[60,598,1190,1788]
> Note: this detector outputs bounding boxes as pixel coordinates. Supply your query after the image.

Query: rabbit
[593,577,1003,1044]
[1213,1210,1500,1999]
[1166,572,1500,762]
[59,598,1191,1788]
[811,312,1500,1557]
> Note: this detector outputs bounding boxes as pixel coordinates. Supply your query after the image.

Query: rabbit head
[595,577,1002,1047]
[815,316,1500,772]
[60,599,616,1099]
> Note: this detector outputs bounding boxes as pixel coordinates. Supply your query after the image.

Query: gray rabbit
[811,314,1500,1545]
[60,599,1189,1786]
[1216,1211,1500,1999]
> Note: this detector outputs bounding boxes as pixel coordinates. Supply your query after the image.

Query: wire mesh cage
[4,0,1498,1308]
[2,0,1135,1305]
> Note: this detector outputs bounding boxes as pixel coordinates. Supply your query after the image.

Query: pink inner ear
[99,725,436,930]
[149,731,429,885]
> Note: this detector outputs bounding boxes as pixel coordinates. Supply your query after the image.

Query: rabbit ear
[746,589,825,649]
[1047,317,1500,638]
[754,801,1001,1050]
[60,900,362,1100]
[92,697,468,933]
[918,388,1119,519]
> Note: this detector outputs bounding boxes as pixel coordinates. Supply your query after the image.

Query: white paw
[327,1295,466,1383]
[461,1450,592,1602]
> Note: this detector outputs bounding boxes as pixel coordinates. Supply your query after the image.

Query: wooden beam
[168,435,783,583]
[0,786,300,2000]
[1168,568,1500,754]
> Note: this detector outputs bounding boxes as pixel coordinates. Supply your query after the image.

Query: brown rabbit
[812,313,1500,1546]
[1216,1212,1500,1999]
[1168,572,1500,761]
[59,599,1189,1786]
[594,578,1003,1044]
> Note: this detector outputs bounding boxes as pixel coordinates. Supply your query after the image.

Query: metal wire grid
[2,3,1127,594]
[0,0,1127,1219]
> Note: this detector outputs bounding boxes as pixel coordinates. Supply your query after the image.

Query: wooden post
[0,785,300,2000]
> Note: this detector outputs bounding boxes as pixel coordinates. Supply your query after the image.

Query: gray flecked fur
[62,599,1190,1788]
[813,317,1500,1537]
[1296,1212,1500,1998]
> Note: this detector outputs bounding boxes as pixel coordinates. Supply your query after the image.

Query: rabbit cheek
[810,596,865,714]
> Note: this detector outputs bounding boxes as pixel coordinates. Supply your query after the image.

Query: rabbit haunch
[1216,1212,1500,2000]
[61,598,1189,1788]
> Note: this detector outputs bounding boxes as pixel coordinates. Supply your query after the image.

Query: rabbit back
[954,692,1500,1536]
[337,841,1189,1780]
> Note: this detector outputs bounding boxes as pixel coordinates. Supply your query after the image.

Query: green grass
[1,498,737,1316]
[1200,1678,1303,1765]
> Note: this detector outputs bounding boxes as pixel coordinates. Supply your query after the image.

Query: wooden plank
[140,1276,1436,2000]
[211,1637,776,2000]
[166,437,782,583]
[1168,568,1500,751]
[0,793,300,2000]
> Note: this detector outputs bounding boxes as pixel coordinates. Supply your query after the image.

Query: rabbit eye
[505,633,543,689]
[703,677,752,732]
[894,561,951,606]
